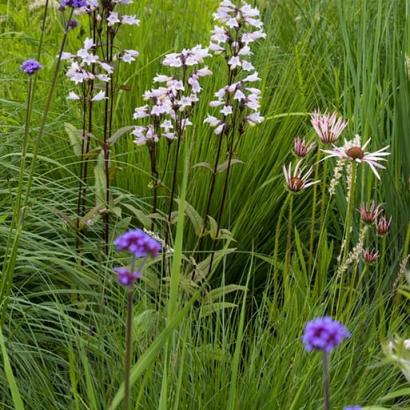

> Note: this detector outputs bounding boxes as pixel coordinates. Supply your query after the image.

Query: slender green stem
[341,162,357,264]
[285,194,294,273]
[124,289,133,410]
[323,351,330,410]
[270,194,289,313]
[308,150,321,273]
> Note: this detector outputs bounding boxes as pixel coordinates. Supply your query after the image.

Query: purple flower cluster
[302,317,350,352]
[344,406,362,410]
[114,267,142,287]
[60,0,86,8]
[114,229,161,258]
[21,59,42,75]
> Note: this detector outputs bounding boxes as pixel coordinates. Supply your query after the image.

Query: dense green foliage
[0,0,409,409]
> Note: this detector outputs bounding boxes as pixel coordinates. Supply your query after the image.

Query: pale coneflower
[311,110,348,144]
[376,215,392,236]
[293,137,315,158]
[322,135,390,180]
[363,249,379,265]
[283,161,319,193]
[357,201,381,225]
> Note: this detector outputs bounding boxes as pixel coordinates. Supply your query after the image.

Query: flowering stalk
[302,317,350,410]
[199,1,265,274]
[113,229,161,409]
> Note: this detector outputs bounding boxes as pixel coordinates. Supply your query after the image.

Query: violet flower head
[21,59,42,75]
[302,316,351,352]
[344,406,362,410]
[114,267,142,287]
[60,0,87,8]
[114,229,161,258]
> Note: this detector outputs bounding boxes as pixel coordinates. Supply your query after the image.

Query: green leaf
[379,387,410,401]
[108,126,135,145]
[199,302,238,317]
[64,123,83,157]
[94,162,106,208]
[0,329,25,410]
[175,199,203,236]
[192,162,213,172]
[121,203,151,228]
[217,158,244,173]
[204,284,247,303]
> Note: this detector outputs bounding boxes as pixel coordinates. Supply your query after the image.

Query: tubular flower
[282,161,319,193]
[311,110,348,144]
[302,317,351,352]
[322,135,390,179]
[205,1,266,134]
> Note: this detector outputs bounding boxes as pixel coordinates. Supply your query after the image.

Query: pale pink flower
[357,201,381,224]
[322,135,390,179]
[293,137,315,158]
[311,110,347,144]
[282,161,319,192]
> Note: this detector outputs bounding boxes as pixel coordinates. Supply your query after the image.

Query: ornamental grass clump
[303,317,351,410]
[114,229,161,410]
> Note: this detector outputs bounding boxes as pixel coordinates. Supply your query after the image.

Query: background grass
[0,0,409,409]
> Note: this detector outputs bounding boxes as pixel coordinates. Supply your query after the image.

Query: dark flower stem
[323,351,330,410]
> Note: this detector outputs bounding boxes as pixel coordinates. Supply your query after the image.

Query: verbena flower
[60,0,87,8]
[21,59,42,75]
[311,110,347,144]
[358,201,381,224]
[363,249,379,265]
[302,317,350,352]
[283,160,319,193]
[293,137,315,158]
[376,215,391,236]
[67,18,79,29]
[322,135,390,179]
[343,406,362,410]
[114,229,161,258]
[114,267,141,287]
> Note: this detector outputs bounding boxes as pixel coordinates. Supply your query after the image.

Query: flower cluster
[132,46,212,145]
[114,229,161,258]
[63,35,138,100]
[113,229,161,287]
[21,59,42,75]
[204,1,266,134]
[302,316,350,352]
[114,267,141,287]
[343,406,362,410]
[60,0,87,9]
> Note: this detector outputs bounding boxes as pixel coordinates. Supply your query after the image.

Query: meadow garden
[0,0,410,409]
